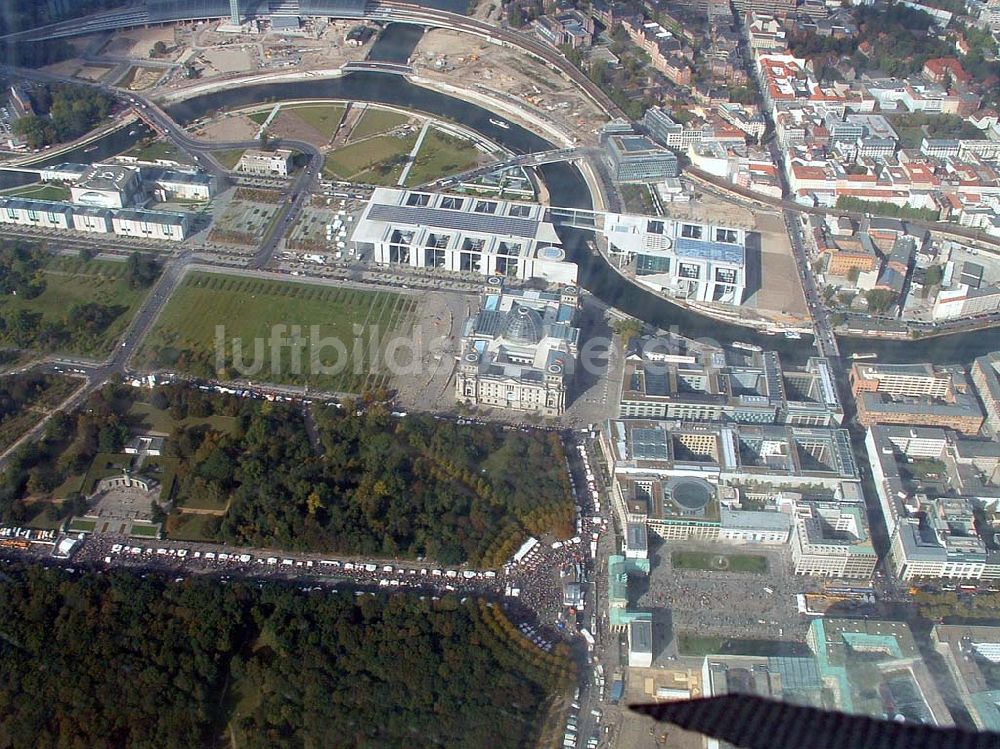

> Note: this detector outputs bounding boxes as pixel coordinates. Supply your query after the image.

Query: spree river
[18,69,996,366]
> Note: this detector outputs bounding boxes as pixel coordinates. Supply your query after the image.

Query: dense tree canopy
[0,240,46,298]
[203,395,574,565]
[13,84,115,149]
[788,5,952,79]
[0,384,574,565]
[0,566,569,749]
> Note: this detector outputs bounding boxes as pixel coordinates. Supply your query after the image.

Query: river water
[367,23,426,65]
[7,70,995,365]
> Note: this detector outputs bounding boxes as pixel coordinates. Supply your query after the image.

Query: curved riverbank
[16,69,991,366]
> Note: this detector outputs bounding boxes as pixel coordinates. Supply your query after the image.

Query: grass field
[2,182,71,201]
[165,512,220,542]
[0,256,151,356]
[67,518,96,533]
[285,104,345,139]
[129,401,238,435]
[130,523,160,537]
[349,108,410,141]
[51,472,86,500]
[138,272,418,392]
[247,110,270,125]
[212,148,246,169]
[323,133,416,184]
[124,139,191,164]
[404,129,483,187]
[671,551,768,573]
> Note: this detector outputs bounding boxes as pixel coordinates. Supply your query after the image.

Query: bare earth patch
[199,115,260,143]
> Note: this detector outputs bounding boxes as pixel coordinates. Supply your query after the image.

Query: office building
[790,501,877,577]
[455,282,579,417]
[600,419,873,576]
[603,215,747,304]
[932,625,1000,733]
[148,169,216,201]
[0,197,72,229]
[236,148,294,177]
[71,205,113,234]
[972,352,1000,439]
[851,363,985,434]
[111,209,189,241]
[0,197,189,242]
[865,425,1000,580]
[619,347,842,426]
[604,134,679,183]
[352,187,578,284]
[628,619,653,668]
[808,619,952,725]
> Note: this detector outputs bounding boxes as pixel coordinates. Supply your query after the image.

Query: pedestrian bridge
[341,61,415,75]
[416,146,591,190]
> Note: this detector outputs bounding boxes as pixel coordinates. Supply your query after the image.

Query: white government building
[601,214,748,304]
[236,148,294,177]
[351,188,579,285]
[456,280,580,417]
[0,159,213,242]
[0,197,190,241]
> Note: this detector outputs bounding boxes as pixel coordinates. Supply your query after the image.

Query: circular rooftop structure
[665,477,713,514]
[538,245,565,262]
[503,304,544,345]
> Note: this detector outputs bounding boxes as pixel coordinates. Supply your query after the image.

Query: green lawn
[286,104,345,139]
[24,502,65,530]
[0,257,151,356]
[165,512,220,542]
[671,551,768,574]
[129,401,238,435]
[124,139,191,164]
[404,129,484,187]
[137,272,417,392]
[67,518,96,532]
[130,523,160,538]
[349,108,410,141]
[2,182,71,201]
[179,491,228,513]
[323,133,416,184]
[212,149,246,169]
[247,110,271,125]
[51,472,86,500]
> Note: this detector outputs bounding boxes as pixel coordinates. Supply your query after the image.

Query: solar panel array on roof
[675,237,745,265]
[631,428,669,460]
[367,204,539,239]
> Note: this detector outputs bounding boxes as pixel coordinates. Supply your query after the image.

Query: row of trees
[0,564,565,748]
